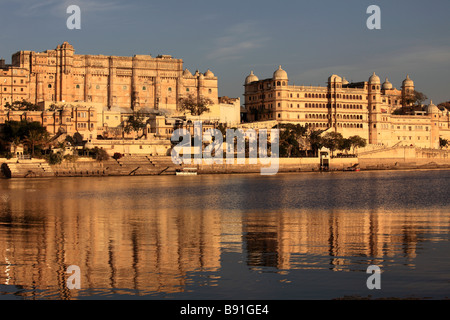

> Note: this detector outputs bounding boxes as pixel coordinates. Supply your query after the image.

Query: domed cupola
[402,74,414,88]
[183,69,193,77]
[426,100,440,114]
[369,72,381,84]
[245,71,259,84]
[273,65,288,80]
[204,69,215,78]
[382,78,393,90]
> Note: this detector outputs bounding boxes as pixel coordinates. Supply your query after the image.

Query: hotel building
[244,67,450,149]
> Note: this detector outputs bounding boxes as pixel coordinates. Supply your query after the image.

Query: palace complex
[0,42,449,154]
[0,42,240,151]
[244,67,450,149]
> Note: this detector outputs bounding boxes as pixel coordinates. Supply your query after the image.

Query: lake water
[0,170,449,300]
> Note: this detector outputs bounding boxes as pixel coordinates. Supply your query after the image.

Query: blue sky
[1,0,449,103]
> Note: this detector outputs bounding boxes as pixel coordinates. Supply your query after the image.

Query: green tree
[340,138,352,154]
[403,91,428,107]
[440,137,449,149]
[307,129,324,157]
[92,147,110,161]
[322,132,344,156]
[277,124,308,157]
[348,135,367,154]
[179,94,214,116]
[1,120,49,156]
[123,111,147,136]
[23,129,49,157]
[4,100,41,111]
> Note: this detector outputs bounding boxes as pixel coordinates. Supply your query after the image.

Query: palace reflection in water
[0,171,449,299]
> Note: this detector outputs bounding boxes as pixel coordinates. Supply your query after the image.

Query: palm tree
[24,130,49,157]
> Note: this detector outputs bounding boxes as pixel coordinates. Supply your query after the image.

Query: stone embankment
[0,156,180,179]
[1,145,449,179]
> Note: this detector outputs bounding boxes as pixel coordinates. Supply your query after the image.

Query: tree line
[277,124,367,158]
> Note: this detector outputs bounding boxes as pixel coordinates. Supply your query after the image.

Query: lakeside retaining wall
[1,146,449,179]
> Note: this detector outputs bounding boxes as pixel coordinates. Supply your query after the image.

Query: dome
[245,71,259,84]
[183,69,193,77]
[273,65,288,80]
[369,72,380,84]
[426,100,440,114]
[382,78,393,90]
[402,74,414,87]
[204,69,215,78]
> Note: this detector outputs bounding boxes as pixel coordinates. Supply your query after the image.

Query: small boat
[344,164,361,172]
[176,168,198,176]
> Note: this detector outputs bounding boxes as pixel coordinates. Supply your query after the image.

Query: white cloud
[207,21,269,62]
[13,0,128,17]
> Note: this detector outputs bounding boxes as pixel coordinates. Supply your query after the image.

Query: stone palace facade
[244,67,450,149]
[0,41,218,112]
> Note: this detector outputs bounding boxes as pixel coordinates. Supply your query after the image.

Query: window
[76,84,80,89]
[168,87,172,92]
[186,88,190,92]
[48,84,52,88]
[143,86,146,90]
[96,85,100,89]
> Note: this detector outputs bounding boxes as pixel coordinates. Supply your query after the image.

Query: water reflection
[243,208,449,271]
[0,171,449,299]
